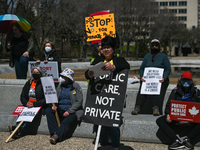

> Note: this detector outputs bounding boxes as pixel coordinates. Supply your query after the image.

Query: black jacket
[85,55,130,79]
[165,85,200,114]
[20,79,46,107]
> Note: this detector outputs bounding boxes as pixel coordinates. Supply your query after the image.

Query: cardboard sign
[28,61,59,82]
[41,76,58,104]
[170,100,200,123]
[16,107,42,122]
[140,67,164,95]
[85,13,116,42]
[83,69,129,127]
[12,105,25,115]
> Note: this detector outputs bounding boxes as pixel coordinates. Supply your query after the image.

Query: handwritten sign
[140,67,164,95]
[83,69,129,127]
[12,105,24,115]
[16,107,41,122]
[170,100,200,123]
[41,76,58,104]
[28,61,59,82]
[85,13,116,42]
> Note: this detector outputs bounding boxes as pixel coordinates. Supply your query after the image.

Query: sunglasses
[151,43,159,47]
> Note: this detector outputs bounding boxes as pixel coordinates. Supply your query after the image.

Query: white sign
[140,67,164,95]
[28,61,59,82]
[88,62,111,77]
[16,107,41,122]
[41,76,58,104]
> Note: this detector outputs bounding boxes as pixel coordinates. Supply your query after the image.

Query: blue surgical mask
[45,46,52,53]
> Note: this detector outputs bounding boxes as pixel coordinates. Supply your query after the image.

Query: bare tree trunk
[126,41,130,56]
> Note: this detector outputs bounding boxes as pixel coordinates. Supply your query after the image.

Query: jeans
[14,56,29,79]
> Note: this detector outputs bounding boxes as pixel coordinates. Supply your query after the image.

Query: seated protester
[156,72,200,150]
[9,66,46,138]
[85,36,130,150]
[45,68,83,144]
[36,40,61,73]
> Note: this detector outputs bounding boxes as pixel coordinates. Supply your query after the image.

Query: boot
[131,105,140,115]
[153,106,160,116]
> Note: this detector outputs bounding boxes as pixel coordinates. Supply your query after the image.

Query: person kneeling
[45,68,83,144]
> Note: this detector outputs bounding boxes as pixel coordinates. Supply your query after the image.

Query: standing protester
[156,72,200,150]
[132,39,171,116]
[36,40,61,73]
[5,22,34,79]
[45,68,83,144]
[9,66,46,138]
[85,36,130,150]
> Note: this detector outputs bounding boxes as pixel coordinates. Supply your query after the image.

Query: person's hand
[141,77,146,82]
[23,51,29,57]
[102,62,115,71]
[36,60,41,64]
[44,60,48,64]
[63,111,69,117]
[27,102,33,108]
[7,42,11,49]
[88,70,94,78]
[166,114,172,123]
[159,78,165,83]
[52,106,57,112]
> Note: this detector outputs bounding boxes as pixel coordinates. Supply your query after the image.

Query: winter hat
[151,39,160,43]
[181,72,192,79]
[60,68,74,81]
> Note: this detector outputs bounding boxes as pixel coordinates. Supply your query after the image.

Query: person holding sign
[36,40,61,73]
[156,72,200,150]
[85,36,130,150]
[45,68,83,144]
[9,66,46,138]
[132,39,171,116]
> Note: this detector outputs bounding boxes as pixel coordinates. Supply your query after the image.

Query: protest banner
[12,105,24,115]
[28,61,59,82]
[140,67,164,95]
[83,69,129,127]
[170,100,200,123]
[88,62,111,77]
[41,76,60,127]
[85,13,116,42]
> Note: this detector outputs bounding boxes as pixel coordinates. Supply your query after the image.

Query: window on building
[179,9,187,13]
[169,2,177,6]
[179,1,187,6]
[160,2,168,6]
[178,16,187,21]
[169,9,177,13]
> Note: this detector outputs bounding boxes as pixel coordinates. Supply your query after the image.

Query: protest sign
[170,100,200,123]
[88,62,111,77]
[83,69,129,127]
[85,13,116,42]
[140,67,164,95]
[41,76,58,104]
[28,61,59,82]
[12,105,24,115]
[16,107,41,122]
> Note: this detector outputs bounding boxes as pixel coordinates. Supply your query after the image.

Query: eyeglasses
[151,43,159,47]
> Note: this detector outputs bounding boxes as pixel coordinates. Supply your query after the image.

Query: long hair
[42,40,55,51]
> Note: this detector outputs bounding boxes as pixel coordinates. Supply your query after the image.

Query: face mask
[151,48,160,55]
[181,79,192,87]
[32,73,41,80]
[45,46,52,53]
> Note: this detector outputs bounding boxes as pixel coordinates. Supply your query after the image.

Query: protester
[9,66,46,138]
[85,36,130,150]
[5,22,34,79]
[131,39,171,116]
[156,72,200,150]
[36,40,61,73]
[90,42,102,64]
[45,68,83,144]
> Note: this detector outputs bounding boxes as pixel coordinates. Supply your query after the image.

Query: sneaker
[168,139,184,150]
[131,105,140,115]
[153,106,160,116]
[183,137,194,150]
[50,133,58,144]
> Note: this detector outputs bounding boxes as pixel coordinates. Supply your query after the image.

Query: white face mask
[45,46,52,53]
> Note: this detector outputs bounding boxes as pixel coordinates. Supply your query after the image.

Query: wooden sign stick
[52,103,60,127]
[5,121,24,143]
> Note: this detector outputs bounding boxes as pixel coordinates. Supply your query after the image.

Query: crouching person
[45,68,83,144]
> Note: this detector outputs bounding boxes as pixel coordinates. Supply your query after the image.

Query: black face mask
[32,73,41,80]
[151,48,160,55]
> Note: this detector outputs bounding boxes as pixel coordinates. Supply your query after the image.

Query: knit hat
[151,39,160,43]
[60,68,74,81]
[181,72,192,79]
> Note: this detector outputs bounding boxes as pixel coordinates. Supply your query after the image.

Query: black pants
[135,78,169,114]
[156,115,200,144]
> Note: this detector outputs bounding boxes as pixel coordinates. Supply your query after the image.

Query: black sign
[83,69,129,127]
